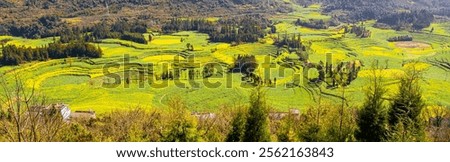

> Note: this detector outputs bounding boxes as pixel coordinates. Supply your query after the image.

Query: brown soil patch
[395,41,431,48]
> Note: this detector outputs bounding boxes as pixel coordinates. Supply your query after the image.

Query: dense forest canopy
[376,10,434,31]
[0,0,286,36]
[2,0,449,19]
[1,0,283,15]
[7,15,66,38]
[162,16,270,43]
[0,41,102,66]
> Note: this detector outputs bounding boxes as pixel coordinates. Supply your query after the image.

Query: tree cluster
[356,64,428,142]
[377,10,434,31]
[51,19,148,44]
[230,54,258,75]
[2,15,149,45]
[324,60,362,88]
[59,27,92,43]
[295,18,328,29]
[90,20,148,44]
[274,33,306,51]
[162,19,215,34]
[162,16,269,43]
[347,25,371,38]
[7,15,66,39]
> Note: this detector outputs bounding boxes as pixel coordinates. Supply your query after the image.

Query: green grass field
[1,4,450,113]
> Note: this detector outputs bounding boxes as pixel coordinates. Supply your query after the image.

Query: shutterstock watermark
[101,53,348,89]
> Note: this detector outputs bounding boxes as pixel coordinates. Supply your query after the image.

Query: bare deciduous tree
[0,73,65,142]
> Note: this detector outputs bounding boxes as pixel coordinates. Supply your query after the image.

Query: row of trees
[387,35,413,42]
[119,32,148,44]
[225,62,441,142]
[0,41,102,65]
[59,20,148,44]
[162,19,215,34]
[3,16,148,45]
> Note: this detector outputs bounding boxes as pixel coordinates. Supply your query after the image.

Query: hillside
[0,0,295,35]
[0,0,289,21]
[292,0,450,22]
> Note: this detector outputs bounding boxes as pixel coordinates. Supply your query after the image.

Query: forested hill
[0,0,290,27]
[294,0,450,22]
[1,0,287,16]
[8,0,262,9]
[1,0,449,37]
[2,0,449,23]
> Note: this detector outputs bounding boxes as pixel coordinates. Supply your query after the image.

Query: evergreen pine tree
[225,108,247,142]
[243,87,271,142]
[388,66,426,141]
[162,97,199,142]
[356,66,388,142]
[277,113,297,142]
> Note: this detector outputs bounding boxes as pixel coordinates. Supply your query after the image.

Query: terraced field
[1,3,450,113]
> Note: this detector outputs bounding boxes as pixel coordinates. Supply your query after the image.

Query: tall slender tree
[356,64,388,142]
[243,87,271,142]
[226,108,247,142]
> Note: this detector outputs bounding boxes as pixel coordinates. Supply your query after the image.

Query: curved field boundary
[27,67,91,89]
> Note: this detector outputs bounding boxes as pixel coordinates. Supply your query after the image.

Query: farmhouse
[28,103,96,121]
[269,109,300,120]
[192,112,216,120]
[29,103,71,121]
[191,109,300,121]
